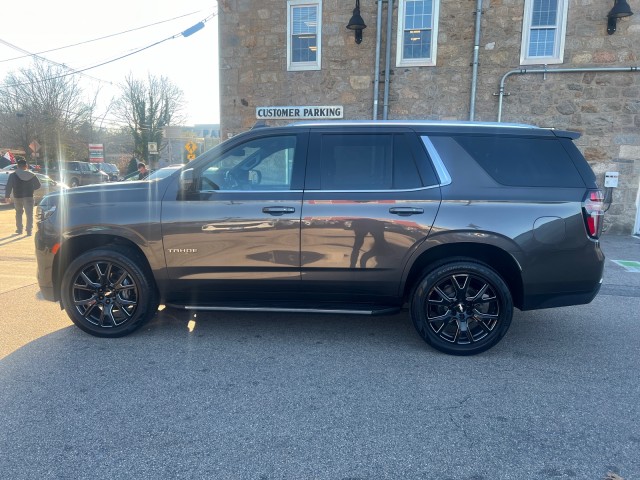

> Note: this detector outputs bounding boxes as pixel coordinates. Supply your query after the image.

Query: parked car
[35,120,605,355]
[46,161,109,187]
[0,171,68,205]
[97,163,121,182]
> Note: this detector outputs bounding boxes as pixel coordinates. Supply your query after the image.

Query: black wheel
[60,247,159,337]
[70,178,80,187]
[410,260,513,355]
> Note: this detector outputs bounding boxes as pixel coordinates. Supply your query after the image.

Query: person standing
[3,159,41,236]
[137,162,150,180]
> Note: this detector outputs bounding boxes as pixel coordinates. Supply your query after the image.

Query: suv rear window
[452,136,585,188]
[319,134,423,190]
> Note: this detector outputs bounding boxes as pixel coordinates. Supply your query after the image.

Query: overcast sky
[0,1,219,127]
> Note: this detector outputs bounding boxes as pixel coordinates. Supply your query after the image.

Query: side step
[164,302,401,316]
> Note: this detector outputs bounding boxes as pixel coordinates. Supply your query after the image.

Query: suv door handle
[389,207,424,216]
[263,206,296,216]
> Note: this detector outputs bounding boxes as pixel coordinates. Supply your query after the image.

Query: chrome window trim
[303,185,440,193]
[421,136,452,186]
[198,189,303,194]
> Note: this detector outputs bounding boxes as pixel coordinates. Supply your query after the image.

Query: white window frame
[520,0,569,66]
[287,0,322,72]
[396,0,440,67]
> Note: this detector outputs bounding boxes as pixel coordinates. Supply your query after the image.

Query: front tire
[60,247,159,337]
[410,260,513,355]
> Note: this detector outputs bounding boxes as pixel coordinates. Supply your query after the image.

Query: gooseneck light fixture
[346,0,367,44]
[607,0,634,35]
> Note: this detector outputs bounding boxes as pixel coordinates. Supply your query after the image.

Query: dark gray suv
[35,121,605,355]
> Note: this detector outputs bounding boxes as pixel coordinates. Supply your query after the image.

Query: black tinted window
[453,136,584,187]
[319,134,422,190]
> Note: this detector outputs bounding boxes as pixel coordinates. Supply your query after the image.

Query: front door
[161,132,308,304]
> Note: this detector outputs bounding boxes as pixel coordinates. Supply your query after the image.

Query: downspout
[469,0,483,121]
[373,0,383,120]
[497,66,639,122]
[383,0,394,120]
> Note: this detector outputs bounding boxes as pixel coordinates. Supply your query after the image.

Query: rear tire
[410,260,513,355]
[60,246,159,337]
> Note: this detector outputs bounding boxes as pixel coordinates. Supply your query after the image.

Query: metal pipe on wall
[373,0,383,120]
[469,0,483,120]
[497,66,639,122]
[383,0,394,120]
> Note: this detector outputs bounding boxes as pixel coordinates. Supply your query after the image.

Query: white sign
[148,142,158,154]
[256,105,344,120]
[88,143,103,163]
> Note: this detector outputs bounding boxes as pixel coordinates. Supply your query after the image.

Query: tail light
[582,189,604,239]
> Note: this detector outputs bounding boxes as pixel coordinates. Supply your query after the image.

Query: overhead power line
[0,10,217,89]
[0,10,205,64]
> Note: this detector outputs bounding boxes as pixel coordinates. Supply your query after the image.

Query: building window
[520,0,569,65]
[396,0,440,67]
[287,0,322,71]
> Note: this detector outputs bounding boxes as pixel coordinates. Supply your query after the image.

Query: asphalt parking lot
[0,204,639,479]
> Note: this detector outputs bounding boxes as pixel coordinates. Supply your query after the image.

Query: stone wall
[218,0,640,233]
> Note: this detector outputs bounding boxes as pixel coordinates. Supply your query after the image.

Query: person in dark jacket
[4,159,41,236]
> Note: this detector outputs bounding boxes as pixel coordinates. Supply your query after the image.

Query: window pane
[201,136,297,191]
[393,136,423,189]
[452,136,583,188]
[320,135,393,190]
[405,0,432,29]
[531,0,558,27]
[292,34,317,62]
[403,30,432,60]
[292,6,317,34]
[528,28,556,57]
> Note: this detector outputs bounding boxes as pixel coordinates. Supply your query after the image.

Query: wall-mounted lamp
[607,0,634,35]
[346,0,367,44]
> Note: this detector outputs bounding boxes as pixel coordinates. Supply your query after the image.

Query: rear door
[300,127,441,301]
[161,131,308,304]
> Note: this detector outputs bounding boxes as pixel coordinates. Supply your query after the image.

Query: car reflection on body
[122,164,184,181]
[0,171,69,205]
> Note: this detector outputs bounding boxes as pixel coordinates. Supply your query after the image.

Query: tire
[410,260,513,355]
[70,178,79,187]
[60,246,159,337]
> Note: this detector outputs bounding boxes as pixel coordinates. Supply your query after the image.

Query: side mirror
[179,168,195,191]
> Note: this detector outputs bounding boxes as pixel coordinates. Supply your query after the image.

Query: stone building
[218,0,640,234]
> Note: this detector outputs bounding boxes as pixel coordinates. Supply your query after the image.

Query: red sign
[88,144,104,163]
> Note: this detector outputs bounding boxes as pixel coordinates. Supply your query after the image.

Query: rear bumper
[521,279,603,310]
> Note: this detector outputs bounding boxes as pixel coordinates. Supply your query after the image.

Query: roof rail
[251,120,269,130]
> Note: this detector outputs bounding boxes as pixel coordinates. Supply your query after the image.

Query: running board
[164,303,400,316]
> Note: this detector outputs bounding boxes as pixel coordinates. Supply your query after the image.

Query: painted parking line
[611,260,640,273]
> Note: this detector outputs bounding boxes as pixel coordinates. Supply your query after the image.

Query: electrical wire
[0,38,110,85]
[0,11,216,89]
[0,10,204,63]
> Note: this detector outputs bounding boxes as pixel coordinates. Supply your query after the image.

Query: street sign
[29,141,40,153]
[185,141,197,154]
[187,153,196,160]
[88,143,104,163]
[148,142,158,154]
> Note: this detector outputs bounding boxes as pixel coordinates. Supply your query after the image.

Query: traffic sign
[187,153,196,160]
[185,141,197,154]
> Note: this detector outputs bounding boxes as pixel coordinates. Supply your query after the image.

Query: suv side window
[317,133,423,190]
[199,135,297,191]
[452,135,585,188]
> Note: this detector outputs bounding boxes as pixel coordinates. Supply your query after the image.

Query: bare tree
[113,74,185,167]
[0,60,95,166]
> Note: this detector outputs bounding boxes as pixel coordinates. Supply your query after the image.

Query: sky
[0,1,219,128]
